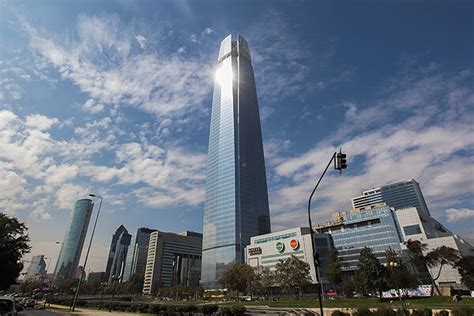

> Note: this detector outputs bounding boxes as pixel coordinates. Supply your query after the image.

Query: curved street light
[307,149,347,316]
[70,194,103,312]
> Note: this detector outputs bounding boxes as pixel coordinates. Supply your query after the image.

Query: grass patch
[241,297,474,309]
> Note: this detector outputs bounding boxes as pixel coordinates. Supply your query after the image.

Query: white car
[0,296,17,316]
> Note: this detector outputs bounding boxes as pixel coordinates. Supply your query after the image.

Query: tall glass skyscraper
[105,225,130,283]
[53,199,94,282]
[122,227,156,282]
[201,34,271,289]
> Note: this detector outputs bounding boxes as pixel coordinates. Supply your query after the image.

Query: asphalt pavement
[19,307,63,316]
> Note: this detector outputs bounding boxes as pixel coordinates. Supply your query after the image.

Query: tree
[219,263,256,297]
[20,280,43,295]
[325,249,344,291]
[426,246,460,283]
[56,278,78,294]
[0,214,31,290]
[455,255,474,289]
[259,266,276,298]
[404,239,440,295]
[274,255,312,296]
[384,248,418,293]
[123,273,144,294]
[356,247,385,296]
[340,275,357,297]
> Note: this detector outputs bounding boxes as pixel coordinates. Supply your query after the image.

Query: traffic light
[335,151,347,171]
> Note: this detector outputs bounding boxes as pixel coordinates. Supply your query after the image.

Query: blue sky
[1,0,473,273]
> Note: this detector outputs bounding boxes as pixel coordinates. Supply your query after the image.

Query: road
[19,307,63,316]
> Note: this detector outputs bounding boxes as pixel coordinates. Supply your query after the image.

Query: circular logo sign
[290,239,299,250]
[276,241,285,253]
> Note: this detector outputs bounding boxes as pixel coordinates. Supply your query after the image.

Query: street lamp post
[98,282,108,310]
[384,261,407,313]
[109,275,120,312]
[70,194,103,312]
[307,150,347,316]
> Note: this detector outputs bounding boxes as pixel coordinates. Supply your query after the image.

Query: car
[24,299,35,308]
[0,296,18,316]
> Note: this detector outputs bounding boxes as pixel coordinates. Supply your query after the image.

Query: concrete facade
[244,227,332,284]
[143,231,202,295]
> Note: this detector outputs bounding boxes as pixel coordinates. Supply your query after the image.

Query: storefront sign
[290,239,299,250]
[248,247,262,256]
[276,241,285,252]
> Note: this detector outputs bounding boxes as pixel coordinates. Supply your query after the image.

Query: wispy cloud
[22,14,213,118]
[268,66,474,228]
[0,108,207,220]
[445,208,474,223]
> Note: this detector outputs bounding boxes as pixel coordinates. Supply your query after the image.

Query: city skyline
[1,0,473,274]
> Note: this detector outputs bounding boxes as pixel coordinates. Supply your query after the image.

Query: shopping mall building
[244,227,333,285]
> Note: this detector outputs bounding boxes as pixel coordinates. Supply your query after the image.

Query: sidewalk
[46,304,141,316]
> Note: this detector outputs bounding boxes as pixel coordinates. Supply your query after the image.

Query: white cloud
[268,68,474,228]
[55,183,90,210]
[135,35,147,49]
[25,114,59,130]
[23,15,212,118]
[82,98,104,113]
[445,208,474,223]
[0,110,18,129]
[203,27,213,35]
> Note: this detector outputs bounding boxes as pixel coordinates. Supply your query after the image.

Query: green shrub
[148,303,162,314]
[373,308,397,316]
[411,308,432,316]
[198,304,219,315]
[452,307,474,316]
[218,305,246,316]
[129,303,150,312]
[332,311,350,316]
[354,308,374,316]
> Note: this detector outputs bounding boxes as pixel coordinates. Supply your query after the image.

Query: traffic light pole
[308,152,337,316]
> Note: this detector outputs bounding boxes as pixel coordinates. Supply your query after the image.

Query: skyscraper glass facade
[351,179,431,218]
[105,225,130,283]
[53,199,94,282]
[319,205,403,271]
[201,34,271,289]
[122,227,155,282]
[26,255,46,280]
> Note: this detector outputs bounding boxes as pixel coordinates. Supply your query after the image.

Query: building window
[403,225,422,236]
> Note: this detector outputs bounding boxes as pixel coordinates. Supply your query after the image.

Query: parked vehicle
[24,299,36,308]
[0,296,17,316]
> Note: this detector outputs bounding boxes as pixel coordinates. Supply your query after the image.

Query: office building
[123,227,156,282]
[201,34,271,289]
[25,255,46,281]
[395,207,474,286]
[352,179,431,219]
[105,225,131,283]
[317,204,403,271]
[319,179,474,287]
[53,199,94,282]
[245,228,333,284]
[143,231,202,295]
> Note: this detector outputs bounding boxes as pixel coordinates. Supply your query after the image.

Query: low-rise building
[244,227,332,284]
